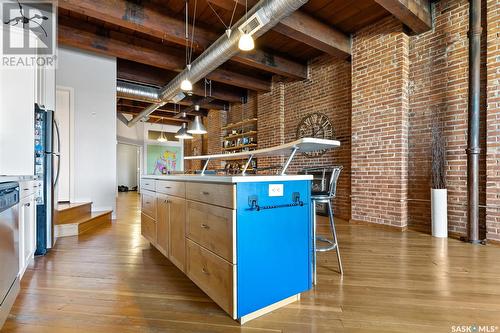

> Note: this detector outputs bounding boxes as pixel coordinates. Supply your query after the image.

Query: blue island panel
[236,180,312,318]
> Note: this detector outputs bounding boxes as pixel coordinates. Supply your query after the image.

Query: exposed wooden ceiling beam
[275,11,351,59]
[58,0,307,79]
[58,22,271,92]
[207,0,351,58]
[374,0,432,34]
[117,60,244,103]
[118,98,214,114]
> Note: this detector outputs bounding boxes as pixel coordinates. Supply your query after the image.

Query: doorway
[55,86,74,203]
[117,143,140,192]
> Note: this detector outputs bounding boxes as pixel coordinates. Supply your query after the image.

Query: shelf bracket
[281,147,299,176]
[201,158,211,175]
[241,154,254,176]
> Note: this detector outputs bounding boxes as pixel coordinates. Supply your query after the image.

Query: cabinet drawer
[186,239,235,317]
[186,183,235,209]
[141,179,156,192]
[141,213,157,244]
[186,201,235,263]
[141,190,157,219]
[156,180,185,198]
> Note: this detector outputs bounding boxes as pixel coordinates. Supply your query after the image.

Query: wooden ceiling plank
[117,60,244,103]
[58,0,306,79]
[208,0,351,58]
[58,23,270,92]
[374,0,432,34]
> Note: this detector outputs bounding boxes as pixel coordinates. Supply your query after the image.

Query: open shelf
[222,118,258,130]
[224,130,258,140]
[223,144,258,151]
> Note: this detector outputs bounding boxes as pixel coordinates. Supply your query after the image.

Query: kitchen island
[140,174,313,324]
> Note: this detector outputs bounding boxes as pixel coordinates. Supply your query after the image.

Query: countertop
[0,175,36,183]
[141,174,313,183]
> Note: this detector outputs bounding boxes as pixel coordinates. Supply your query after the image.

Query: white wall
[0,27,36,176]
[57,47,117,214]
[117,143,138,188]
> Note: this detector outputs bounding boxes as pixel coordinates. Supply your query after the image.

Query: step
[55,210,112,238]
[55,202,92,225]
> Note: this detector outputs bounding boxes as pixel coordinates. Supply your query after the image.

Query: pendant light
[180,0,196,92]
[187,105,207,134]
[157,118,168,142]
[175,123,193,140]
[238,0,254,51]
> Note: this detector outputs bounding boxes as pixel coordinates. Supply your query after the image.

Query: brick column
[351,16,410,228]
[257,78,285,171]
[486,0,500,242]
[207,109,226,169]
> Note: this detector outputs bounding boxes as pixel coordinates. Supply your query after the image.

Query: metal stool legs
[313,200,343,283]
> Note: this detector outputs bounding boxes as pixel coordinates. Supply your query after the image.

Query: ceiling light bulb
[180,79,193,91]
[238,33,254,51]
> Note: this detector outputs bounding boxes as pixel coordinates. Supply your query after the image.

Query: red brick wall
[407,0,488,237]
[351,16,410,228]
[486,0,500,242]
[283,55,352,220]
[206,109,226,169]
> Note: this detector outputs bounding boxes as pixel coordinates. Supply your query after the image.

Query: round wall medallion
[296,112,334,157]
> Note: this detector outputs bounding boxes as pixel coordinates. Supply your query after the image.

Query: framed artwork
[146,144,183,175]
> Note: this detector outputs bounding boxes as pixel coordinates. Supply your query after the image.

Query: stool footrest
[316,236,338,252]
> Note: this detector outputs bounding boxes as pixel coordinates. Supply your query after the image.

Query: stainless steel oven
[0,182,20,329]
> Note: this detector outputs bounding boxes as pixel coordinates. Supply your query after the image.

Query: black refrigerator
[34,103,60,255]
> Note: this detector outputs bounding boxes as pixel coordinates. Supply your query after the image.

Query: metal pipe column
[467,0,482,244]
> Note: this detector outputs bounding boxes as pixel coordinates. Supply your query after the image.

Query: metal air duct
[127,0,308,127]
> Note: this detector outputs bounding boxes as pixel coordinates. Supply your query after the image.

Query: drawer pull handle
[202,268,209,275]
[201,223,209,229]
[201,191,210,195]
[145,201,151,204]
[164,186,171,189]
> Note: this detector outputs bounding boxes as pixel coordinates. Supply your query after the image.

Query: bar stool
[303,166,344,283]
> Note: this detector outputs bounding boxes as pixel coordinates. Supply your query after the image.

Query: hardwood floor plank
[4,192,500,332]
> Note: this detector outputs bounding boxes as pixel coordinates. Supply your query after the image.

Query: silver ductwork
[127,0,308,127]
[117,80,161,104]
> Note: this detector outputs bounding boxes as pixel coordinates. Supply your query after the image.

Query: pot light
[238,33,254,51]
[187,116,207,135]
[175,123,193,140]
[180,78,193,92]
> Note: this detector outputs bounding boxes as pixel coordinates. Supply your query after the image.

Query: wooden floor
[3,193,500,333]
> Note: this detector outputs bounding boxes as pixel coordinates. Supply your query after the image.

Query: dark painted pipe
[467,0,482,244]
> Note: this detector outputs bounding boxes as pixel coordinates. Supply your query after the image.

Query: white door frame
[116,140,143,194]
[56,85,75,202]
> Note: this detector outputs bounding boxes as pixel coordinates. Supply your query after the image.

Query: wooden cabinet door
[169,196,186,272]
[156,193,170,256]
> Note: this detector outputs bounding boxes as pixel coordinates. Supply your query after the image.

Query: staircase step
[55,210,112,238]
[55,202,92,225]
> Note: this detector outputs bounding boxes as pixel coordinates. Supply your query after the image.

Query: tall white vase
[431,189,448,238]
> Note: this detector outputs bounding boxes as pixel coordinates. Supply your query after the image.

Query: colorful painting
[147,144,183,174]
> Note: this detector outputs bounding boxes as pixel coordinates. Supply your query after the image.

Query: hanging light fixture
[180,0,197,92]
[175,123,193,140]
[188,106,207,134]
[157,117,168,142]
[238,0,254,51]
[180,77,193,92]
